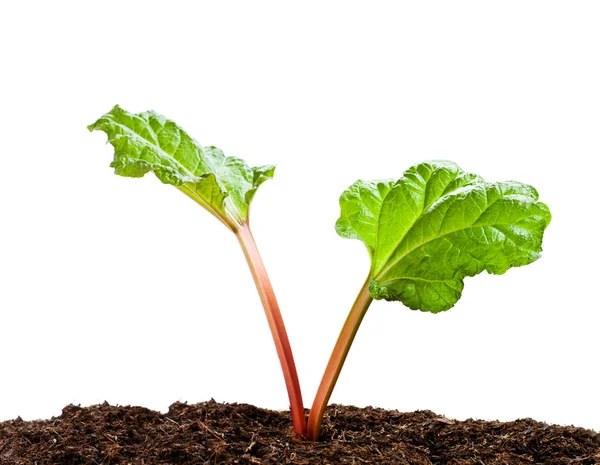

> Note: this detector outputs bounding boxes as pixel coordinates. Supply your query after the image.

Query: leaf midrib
[109,118,246,222]
[375,221,540,281]
[372,169,462,277]
[110,119,202,182]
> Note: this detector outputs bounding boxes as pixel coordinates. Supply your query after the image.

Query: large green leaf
[336,160,551,313]
[89,105,275,228]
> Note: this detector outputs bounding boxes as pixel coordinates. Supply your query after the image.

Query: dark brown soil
[0,401,598,464]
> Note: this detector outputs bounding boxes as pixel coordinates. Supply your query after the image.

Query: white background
[1,1,598,432]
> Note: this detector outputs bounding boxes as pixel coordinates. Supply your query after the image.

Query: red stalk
[235,223,307,436]
[306,276,373,441]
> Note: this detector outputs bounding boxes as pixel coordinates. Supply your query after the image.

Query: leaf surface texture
[89,105,274,227]
[336,161,551,312]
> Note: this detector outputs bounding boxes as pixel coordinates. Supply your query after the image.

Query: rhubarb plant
[306,161,551,439]
[90,107,551,442]
[88,106,306,435]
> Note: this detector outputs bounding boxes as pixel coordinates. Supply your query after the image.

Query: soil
[0,401,598,465]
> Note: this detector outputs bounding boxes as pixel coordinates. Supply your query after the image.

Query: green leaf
[88,105,275,228]
[336,160,551,313]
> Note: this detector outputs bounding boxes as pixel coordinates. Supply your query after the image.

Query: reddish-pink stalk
[235,223,307,436]
[306,277,373,441]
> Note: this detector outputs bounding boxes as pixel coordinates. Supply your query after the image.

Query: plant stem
[306,276,373,441]
[235,223,307,436]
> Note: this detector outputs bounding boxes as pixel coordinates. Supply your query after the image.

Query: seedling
[87,106,305,433]
[89,106,551,441]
